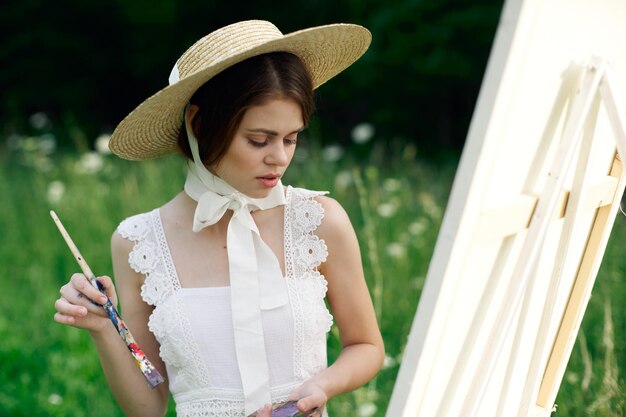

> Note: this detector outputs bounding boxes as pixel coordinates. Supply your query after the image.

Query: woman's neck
[163,191,233,234]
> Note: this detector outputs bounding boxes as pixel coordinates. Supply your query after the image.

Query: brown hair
[177,52,315,165]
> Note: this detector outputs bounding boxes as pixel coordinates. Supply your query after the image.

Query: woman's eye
[248,138,268,148]
[284,136,298,146]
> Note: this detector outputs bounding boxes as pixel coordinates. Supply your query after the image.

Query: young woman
[53,20,384,417]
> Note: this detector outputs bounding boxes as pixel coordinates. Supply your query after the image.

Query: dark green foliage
[0,0,503,155]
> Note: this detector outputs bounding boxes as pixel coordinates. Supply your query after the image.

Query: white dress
[117,186,333,417]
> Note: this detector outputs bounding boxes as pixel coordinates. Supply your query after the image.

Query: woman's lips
[257,175,280,188]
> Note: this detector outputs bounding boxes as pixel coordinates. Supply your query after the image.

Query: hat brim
[109,23,371,160]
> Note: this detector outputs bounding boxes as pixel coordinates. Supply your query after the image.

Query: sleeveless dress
[117,186,333,417]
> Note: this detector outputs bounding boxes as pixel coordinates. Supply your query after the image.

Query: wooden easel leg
[536,154,625,407]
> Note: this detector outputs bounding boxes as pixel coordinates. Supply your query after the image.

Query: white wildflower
[351,123,375,144]
[419,192,441,219]
[21,137,39,152]
[48,393,63,405]
[334,170,353,191]
[386,242,406,259]
[408,219,428,236]
[383,354,397,369]
[322,144,344,162]
[565,372,579,384]
[29,112,51,130]
[357,402,377,417]
[382,178,402,192]
[95,134,112,154]
[76,152,104,174]
[47,181,65,204]
[6,134,23,150]
[38,134,57,155]
[377,202,397,218]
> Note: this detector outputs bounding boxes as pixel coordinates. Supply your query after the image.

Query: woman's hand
[54,273,118,333]
[288,379,328,414]
[249,404,272,417]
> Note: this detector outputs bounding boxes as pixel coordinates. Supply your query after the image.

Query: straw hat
[109,20,372,160]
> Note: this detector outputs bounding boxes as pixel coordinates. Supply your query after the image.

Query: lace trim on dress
[154,211,214,388]
[175,383,297,417]
[284,187,333,381]
[118,210,174,306]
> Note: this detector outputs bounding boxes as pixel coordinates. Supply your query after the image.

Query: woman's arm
[290,196,385,412]
[54,231,169,417]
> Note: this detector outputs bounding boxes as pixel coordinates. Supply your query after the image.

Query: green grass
[0,135,624,417]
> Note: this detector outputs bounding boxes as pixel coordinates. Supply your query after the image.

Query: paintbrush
[50,210,165,389]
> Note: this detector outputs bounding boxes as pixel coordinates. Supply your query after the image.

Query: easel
[386,58,626,417]
[528,59,626,412]
[464,58,626,416]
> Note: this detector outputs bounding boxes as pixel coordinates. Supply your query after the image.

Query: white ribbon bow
[182,108,288,416]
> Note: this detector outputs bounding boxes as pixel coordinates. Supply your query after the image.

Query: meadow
[0,129,624,417]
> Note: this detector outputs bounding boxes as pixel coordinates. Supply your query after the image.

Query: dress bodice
[117,186,333,417]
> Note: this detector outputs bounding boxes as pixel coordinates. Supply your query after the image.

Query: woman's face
[211,97,304,198]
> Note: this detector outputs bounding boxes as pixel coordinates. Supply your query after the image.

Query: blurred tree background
[0,0,503,156]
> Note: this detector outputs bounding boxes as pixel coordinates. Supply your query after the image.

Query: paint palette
[271,402,322,417]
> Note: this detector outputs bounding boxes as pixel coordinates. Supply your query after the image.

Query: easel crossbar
[474,177,619,244]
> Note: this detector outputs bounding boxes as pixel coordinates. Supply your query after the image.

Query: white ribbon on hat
[182,107,288,416]
[169,61,180,85]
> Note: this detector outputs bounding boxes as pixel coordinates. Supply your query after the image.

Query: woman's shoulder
[114,192,189,240]
[316,195,352,237]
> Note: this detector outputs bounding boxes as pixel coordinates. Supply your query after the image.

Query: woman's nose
[265,143,289,166]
